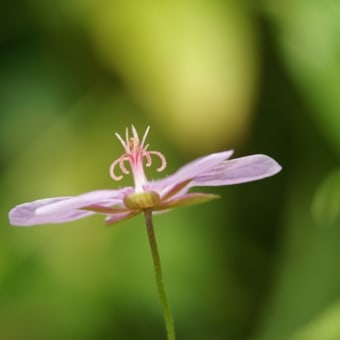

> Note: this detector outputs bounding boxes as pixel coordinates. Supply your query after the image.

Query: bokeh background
[1,1,340,339]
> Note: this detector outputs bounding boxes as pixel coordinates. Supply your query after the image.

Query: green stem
[143,209,176,340]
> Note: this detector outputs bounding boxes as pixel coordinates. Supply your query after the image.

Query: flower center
[110,125,167,193]
[124,191,161,209]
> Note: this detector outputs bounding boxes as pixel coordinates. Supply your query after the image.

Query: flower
[9,126,281,227]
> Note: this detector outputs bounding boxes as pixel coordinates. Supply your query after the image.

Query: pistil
[109,126,167,193]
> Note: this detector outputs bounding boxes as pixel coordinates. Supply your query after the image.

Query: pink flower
[9,126,281,227]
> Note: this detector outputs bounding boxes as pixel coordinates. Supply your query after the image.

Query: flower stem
[143,209,176,340]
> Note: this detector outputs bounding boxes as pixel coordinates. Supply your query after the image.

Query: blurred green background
[1,0,340,339]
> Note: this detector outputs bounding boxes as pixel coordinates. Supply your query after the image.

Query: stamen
[130,137,137,152]
[115,132,126,149]
[110,158,124,181]
[140,126,150,147]
[119,157,130,175]
[125,127,129,142]
[148,151,167,172]
[110,155,132,181]
[111,126,167,186]
[144,151,153,167]
[131,125,140,145]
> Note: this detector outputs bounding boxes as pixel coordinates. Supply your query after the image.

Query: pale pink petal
[105,211,139,225]
[9,189,130,227]
[191,154,281,186]
[35,189,130,216]
[148,150,233,194]
[9,197,95,226]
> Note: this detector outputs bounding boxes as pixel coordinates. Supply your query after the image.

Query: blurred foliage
[1,0,340,339]
[312,169,340,228]
[264,0,340,155]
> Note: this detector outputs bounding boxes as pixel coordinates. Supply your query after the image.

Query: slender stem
[143,209,176,340]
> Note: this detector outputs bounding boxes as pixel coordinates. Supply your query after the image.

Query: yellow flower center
[124,191,161,210]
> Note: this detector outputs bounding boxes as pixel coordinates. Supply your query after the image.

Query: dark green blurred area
[1,1,340,339]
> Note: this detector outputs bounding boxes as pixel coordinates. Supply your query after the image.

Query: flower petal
[160,179,192,201]
[35,189,129,216]
[191,154,281,186]
[156,193,220,210]
[83,205,129,214]
[9,197,95,226]
[149,150,233,194]
[9,189,130,227]
[105,211,140,225]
